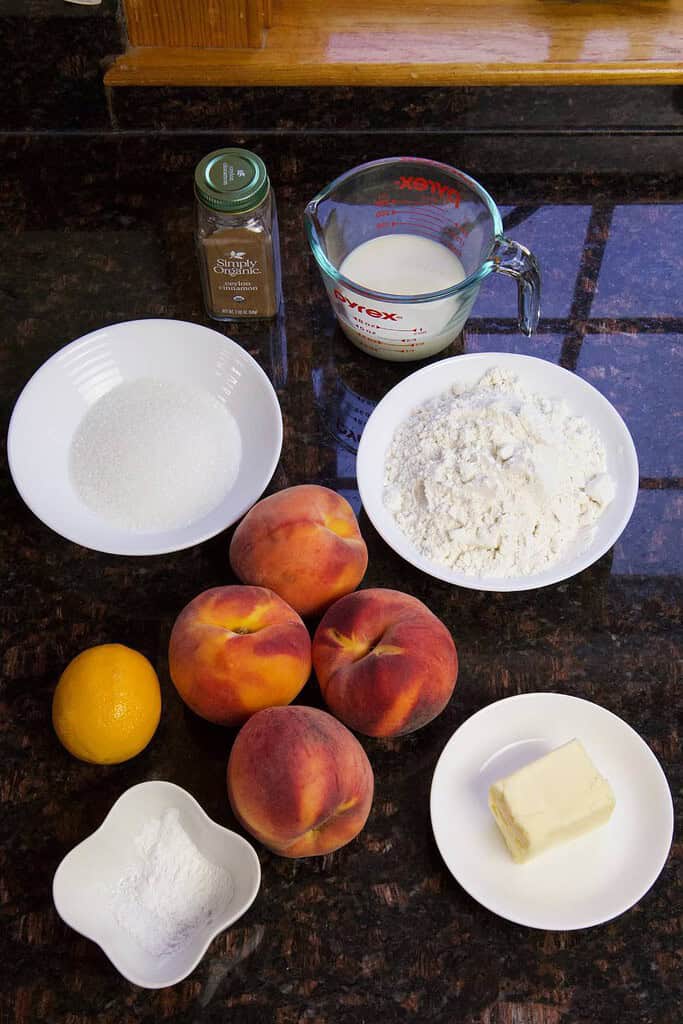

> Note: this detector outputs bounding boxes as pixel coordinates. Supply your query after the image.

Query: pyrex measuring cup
[304,157,541,361]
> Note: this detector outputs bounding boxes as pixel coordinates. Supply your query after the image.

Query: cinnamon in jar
[194,148,281,320]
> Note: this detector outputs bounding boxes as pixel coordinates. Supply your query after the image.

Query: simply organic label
[212,251,262,277]
[203,233,276,317]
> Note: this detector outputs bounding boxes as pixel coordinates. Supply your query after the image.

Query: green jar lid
[194,148,269,213]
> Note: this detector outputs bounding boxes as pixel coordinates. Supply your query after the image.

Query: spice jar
[194,148,281,320]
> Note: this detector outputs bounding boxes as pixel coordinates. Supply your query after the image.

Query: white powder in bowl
[109,807,234,959]
[69,378,242,532]
[383,367,615,577]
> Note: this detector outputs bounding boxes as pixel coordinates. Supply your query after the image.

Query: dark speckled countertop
[0,132,680,1024]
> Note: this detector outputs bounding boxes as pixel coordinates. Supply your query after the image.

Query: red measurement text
[333,289,402,321]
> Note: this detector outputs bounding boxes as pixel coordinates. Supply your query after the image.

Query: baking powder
[383,367,615,577]
[109,807,234,958]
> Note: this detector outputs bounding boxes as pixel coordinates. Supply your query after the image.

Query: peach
[229,484,368,618]
[313,588,457,737]
[169,585,311,727]
[227,705,374,857]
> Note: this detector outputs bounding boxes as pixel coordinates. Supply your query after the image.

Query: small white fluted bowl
[8,319,282,555]
[53,781,261,989]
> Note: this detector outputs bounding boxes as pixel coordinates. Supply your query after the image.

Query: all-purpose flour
[109,808,234,958]
[383,367,615,577]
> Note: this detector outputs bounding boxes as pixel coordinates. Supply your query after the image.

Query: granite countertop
[0,132,680,1024]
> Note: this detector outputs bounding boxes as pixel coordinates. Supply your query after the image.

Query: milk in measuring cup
[335,234,469,360]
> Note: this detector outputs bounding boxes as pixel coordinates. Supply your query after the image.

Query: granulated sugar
[383,367,615,577]
[109,807,234,958]
[70,378,242,531]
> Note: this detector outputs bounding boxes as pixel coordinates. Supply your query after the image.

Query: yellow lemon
[53,643,161,765]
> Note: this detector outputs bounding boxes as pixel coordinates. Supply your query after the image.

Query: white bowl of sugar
[8,319,282,555]
[53,781,261,989]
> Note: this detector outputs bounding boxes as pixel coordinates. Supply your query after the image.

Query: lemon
[52,643,161,765]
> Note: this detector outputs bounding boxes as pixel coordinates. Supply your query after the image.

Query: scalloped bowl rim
[52,781,262,989]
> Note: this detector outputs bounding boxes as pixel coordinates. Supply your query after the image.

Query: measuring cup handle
[491,237,541,336]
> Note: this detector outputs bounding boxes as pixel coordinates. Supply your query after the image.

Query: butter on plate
[488,739,616,863]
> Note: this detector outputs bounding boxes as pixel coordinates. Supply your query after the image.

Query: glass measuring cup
[305,157,541,361]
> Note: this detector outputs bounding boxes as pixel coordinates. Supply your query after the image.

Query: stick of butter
[488,739,616,863]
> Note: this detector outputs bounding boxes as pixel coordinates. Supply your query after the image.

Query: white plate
[53,781,261,989]
[7,319,282,555]
[356,353,639,591]
[430,692,673,930]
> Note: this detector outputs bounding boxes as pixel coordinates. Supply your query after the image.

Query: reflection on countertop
[0,132,680,1024]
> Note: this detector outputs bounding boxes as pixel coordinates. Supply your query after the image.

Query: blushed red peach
[227,705,374,858]
[228,485,368,618]
[168,585,311,727]
[313,588,457,737]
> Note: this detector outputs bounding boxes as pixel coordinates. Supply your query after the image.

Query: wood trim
[105,53,683,87]
[260,0,272,29]
[123,0,267,50]
[107,0,683,87]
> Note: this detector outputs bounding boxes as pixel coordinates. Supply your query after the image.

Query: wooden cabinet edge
[104,53,683,88]
[122,0,268,50]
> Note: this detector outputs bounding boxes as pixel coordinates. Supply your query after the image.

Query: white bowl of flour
[53,781,261,988]
[357,354,638,591]
[8,319,282,555]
